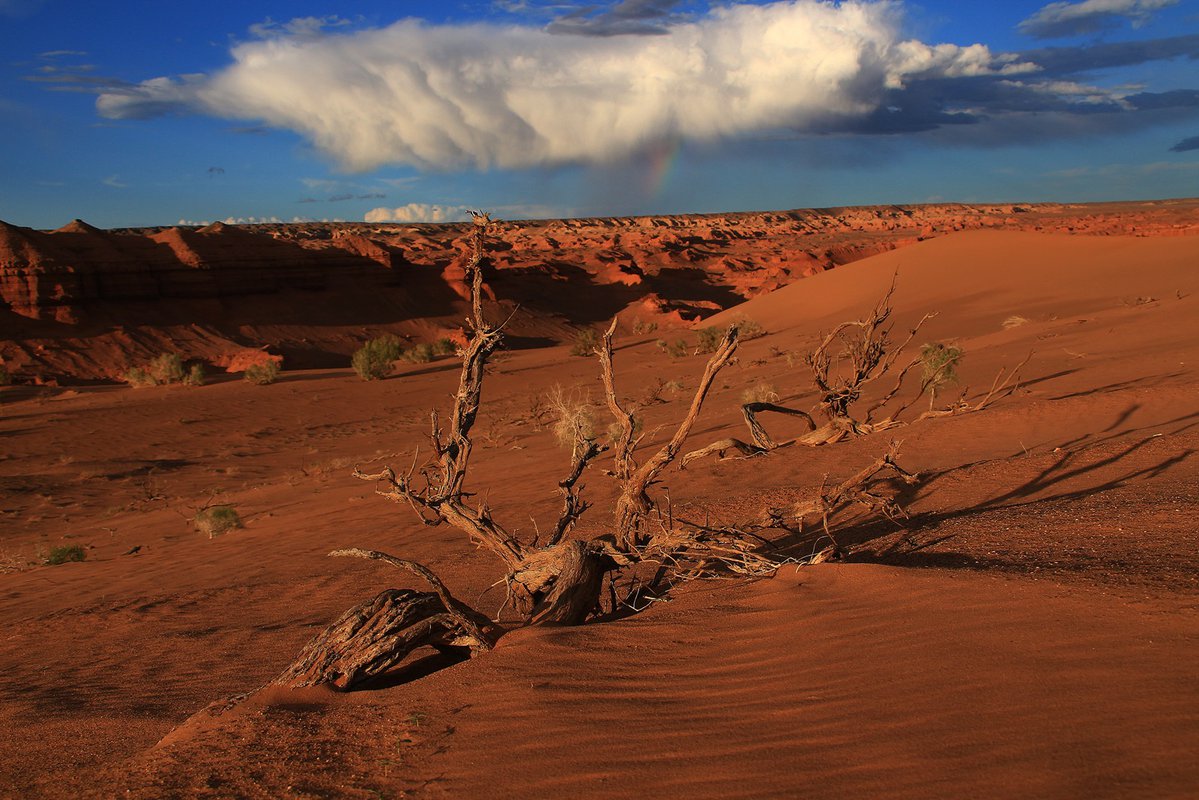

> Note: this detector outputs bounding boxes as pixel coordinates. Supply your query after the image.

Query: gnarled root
[507,539,624,625]
[276,589,485,691]
[276,550,497,691]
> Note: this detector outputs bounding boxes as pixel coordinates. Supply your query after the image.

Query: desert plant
[149,353,185,385]
[570,327,600,357]
[733,317,767,341]
[741,381,780,405]
[547,384,596,455]
[123,366,157,388]
[656,338,689,358]
[632,317,658,335]
[919,342,963,407]
[1002,315,1029,329]
[184,363,206,387]
[352,335,404,380]
[244,361,280,385]
[432,338,457,356]
[695,326,724,354]
[403,343,436,363]
[194,505,242,538]
[0,364,10,386]
[44,544,86,565]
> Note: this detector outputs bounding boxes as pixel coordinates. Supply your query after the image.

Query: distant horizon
[6,193,1199,233]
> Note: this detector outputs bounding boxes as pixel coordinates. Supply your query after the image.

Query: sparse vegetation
[1003,315,1030,329]
[44,544,86,565]
[149,353,185,385]
[695,326,724,354]
[570,327,600,357]
[403,343,436,363]
[184,363,206,387]
[352,335,404,380]
[121,353,207,388]
[0,363,10,386]
[244,360,281,385]
[741,381,780,405]
[432,338,457,356]
[732,317,766,341]
[632,317,658,335]
[656,338,689,358]
[919,342,963,407]
[194,505,243,538]
[547,384,596,454]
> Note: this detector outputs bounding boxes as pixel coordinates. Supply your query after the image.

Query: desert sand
[1,205,1197,798]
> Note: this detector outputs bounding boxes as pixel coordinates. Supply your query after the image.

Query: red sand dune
[0,216,1198,798]
[2,198,1197,382]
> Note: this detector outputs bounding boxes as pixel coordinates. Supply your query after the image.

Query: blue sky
[1,0,1197,228]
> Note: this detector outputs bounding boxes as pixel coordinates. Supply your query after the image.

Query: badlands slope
[0,209,1197,799]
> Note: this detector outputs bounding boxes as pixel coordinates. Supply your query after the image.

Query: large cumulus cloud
[96,1,1024,172]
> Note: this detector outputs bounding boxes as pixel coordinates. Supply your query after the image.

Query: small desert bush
[44,544,86,565]
[632,317,658,335]
[149,353,185,384]
[352,335,404,380]
[741,382,780,405]
[570,328,601,357]
[695,326,724,354]
[0,363,10,386]
[123,366,157,388]
[194,505,242,538]
[403,342,436,363]
[547,384,595,454]
[656,338,689,359]
[123,352,188,388]
[244,360,280,385]
[183,363,206,387]
[1002,315,1029,329]
[733,317,766,341]
[920,342,963,403]
[432,338,457,356]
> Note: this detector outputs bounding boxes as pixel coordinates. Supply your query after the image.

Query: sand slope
[1,228,1197,798]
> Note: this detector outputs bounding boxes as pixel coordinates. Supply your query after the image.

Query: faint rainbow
[643,137,684,198]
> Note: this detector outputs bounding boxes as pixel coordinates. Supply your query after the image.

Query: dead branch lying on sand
[684,278,1031,468]
[279,215,919,692]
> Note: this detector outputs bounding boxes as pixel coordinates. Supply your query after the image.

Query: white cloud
[1019,0,1177,39]
[102,174,127,188]
[97,1,1020,172]
[365,204,472,223]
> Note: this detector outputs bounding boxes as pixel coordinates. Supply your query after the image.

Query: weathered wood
[508,539,619,625]
[276,589,472,691]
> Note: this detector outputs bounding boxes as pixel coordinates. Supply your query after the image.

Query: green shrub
[184,363,206,387]
[733,317,766,341]
[655,338,689,359]
[695,326,724,354]
[123,366,157,388]
[194,505,242,538]
[403,342,436,363]
[570,328,600,357]
[45,544,86,565]
[149,353,185,385]
[920,342,963,403]
[244,360,280,385]
[352,335,404,380]
[432,338,457,356]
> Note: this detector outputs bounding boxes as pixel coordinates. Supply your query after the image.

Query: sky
[1,0,1197,228]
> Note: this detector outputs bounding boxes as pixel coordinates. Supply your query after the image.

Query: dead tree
[684,277,1028,467]
[280,215,746,690]
[598,317,740,549]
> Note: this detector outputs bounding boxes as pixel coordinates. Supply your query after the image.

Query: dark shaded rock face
[0,220,398,322]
